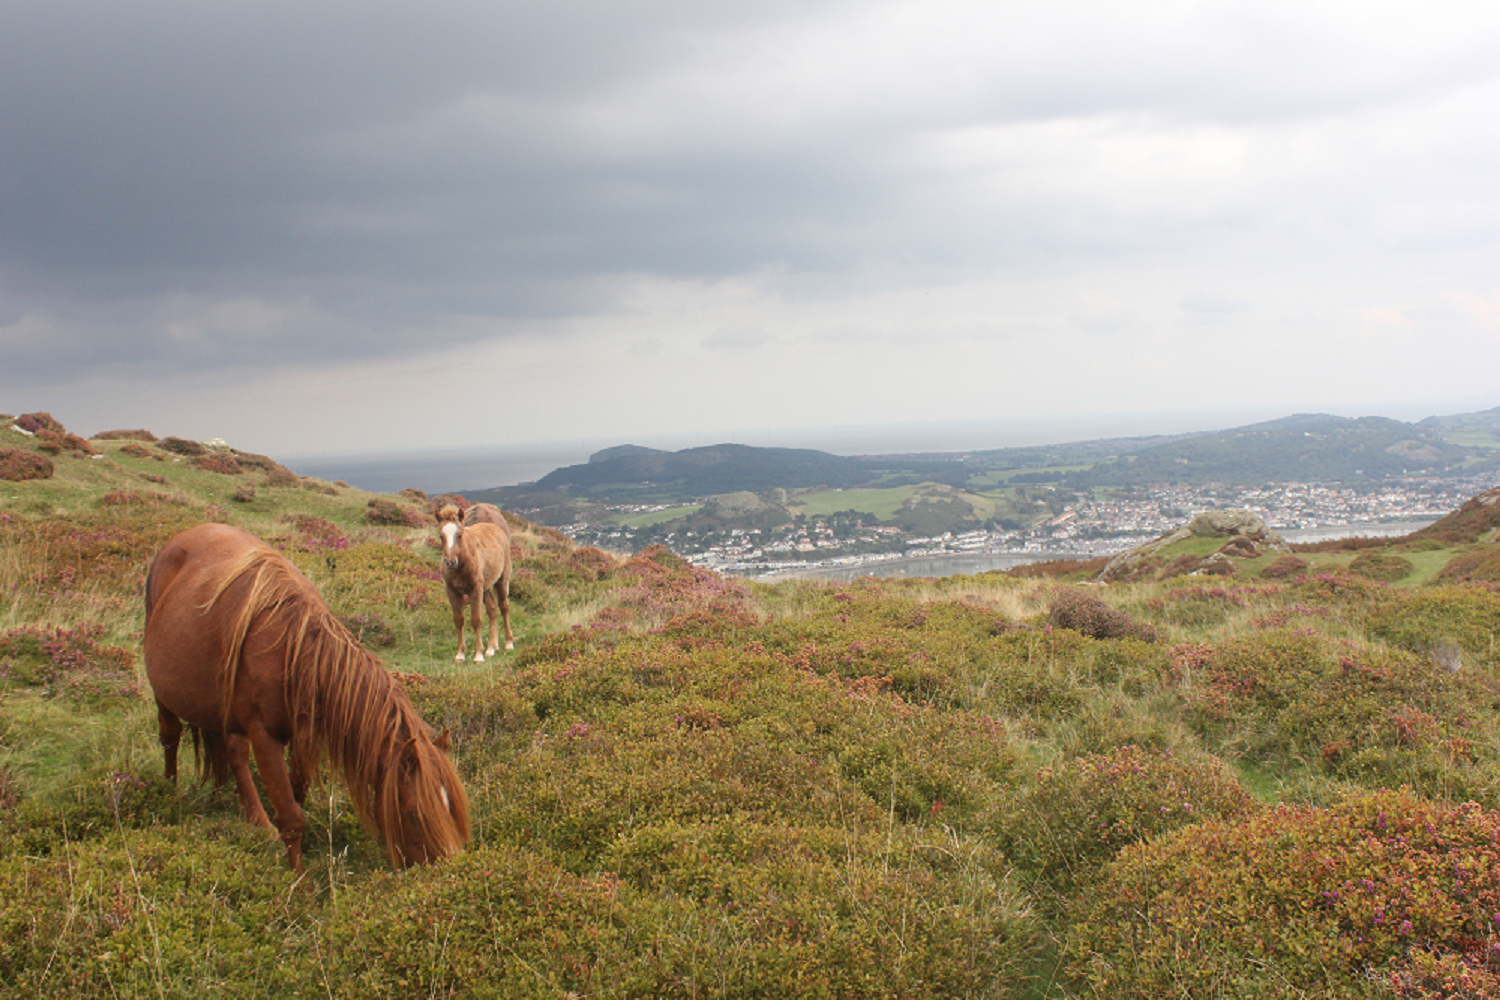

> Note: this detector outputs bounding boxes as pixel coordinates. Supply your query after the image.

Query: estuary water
[758,519,1440,583]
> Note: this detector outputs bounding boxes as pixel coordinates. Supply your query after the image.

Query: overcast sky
[4,0,1498,470]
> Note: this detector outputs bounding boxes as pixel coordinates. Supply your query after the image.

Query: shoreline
[729,519,1440,582]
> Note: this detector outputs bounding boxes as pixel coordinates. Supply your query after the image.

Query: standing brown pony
[144,523,470,874]
[436,503,514,661]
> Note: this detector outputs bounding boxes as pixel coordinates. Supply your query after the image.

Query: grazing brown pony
[436,503,514,661]
[143,523,470,874]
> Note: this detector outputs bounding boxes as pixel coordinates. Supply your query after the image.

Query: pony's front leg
[469,593,486,663]
[225,732,274,831]
[447,592,468,662]
[244,724,307,875]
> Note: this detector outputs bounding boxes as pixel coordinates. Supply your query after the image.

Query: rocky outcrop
[1096,509,1290,582]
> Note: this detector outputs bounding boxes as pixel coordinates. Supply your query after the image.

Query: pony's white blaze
[441,521,460,558]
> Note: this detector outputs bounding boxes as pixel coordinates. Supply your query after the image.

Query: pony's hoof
[505,642,514,650]
[453,653,465,663]
[485,647,497,657]
[473,652,486,664]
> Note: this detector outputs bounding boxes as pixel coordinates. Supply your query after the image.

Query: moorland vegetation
[4,412,1500,996]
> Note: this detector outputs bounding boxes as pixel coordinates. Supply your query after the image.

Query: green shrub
[1261,554,1309,578]
[1365,585,1500,672]
[1068,790,1500,997]
[319,829,1042,999]
[0,822,313,997]
[1349,550,1414,582]
[994,745,1258,902]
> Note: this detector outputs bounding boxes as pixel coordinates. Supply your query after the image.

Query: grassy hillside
[5,413,1500,996]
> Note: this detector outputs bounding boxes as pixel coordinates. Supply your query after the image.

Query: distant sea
[286,444,597,495]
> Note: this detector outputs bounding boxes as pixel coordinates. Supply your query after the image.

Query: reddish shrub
[1048,587,1157,642]
[35,429,98,456]
[277,514,348,552]
[118,442,153,459]
[158,436,206,457]
[568,546,617,580]
[0,448,53,481]
[1008,556,1112,580]
[15,412,65,435]
[91,428,157,441]
[365,497,413,526]
[194,452,243,475]
[1070,790,1500,996]
[261,465,299,488]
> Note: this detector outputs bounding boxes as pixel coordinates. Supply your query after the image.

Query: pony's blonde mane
[203,545,470,866]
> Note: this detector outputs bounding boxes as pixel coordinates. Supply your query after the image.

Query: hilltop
[459,407,1498,570]
[5,408,1500,996]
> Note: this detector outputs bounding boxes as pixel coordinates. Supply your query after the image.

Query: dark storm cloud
[3,0,1499,392]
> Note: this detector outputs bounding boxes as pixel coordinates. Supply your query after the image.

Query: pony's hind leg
[498,569,515,651]
[156,702,183,782]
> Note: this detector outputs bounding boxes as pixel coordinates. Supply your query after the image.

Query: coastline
[735,519,1440,583]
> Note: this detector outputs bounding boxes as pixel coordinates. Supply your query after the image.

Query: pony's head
[439,519,464,571]
[381,728,470,868]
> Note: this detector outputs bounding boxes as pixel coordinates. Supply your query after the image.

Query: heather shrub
[2,511,201,604]
[157,435,206,457]
[337,611,396,648]
[0,822,314,997]
[1349,550,1415,582]
[91,428,157,441]
[260,464,300,487]
[1364,585,1500,673]
[1438,546,1500,583]
[1171,631,1500,798]
[0,447,52,481]
[1145,583,1274,630]
[15,411,66,435]
[231,482,256,503]
[315,830,1041,999]
[0,767,19,814]
[0,622,140,704]
[117,441,153,459]
[994,745,1258,903]
[1261,553,1309,578]
[1007,556,1111,580]
[1048,587,1157,642]
[568,545,617,580]
[1068,790,1500,997]
[363,496,411,526]
[194,451,243,475]
[275,513,348,553]
[36,429,98,455]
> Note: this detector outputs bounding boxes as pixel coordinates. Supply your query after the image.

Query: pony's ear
[434,729,451,751]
